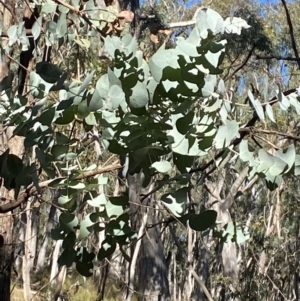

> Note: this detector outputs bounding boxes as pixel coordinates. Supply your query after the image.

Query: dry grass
[10,275,135,301]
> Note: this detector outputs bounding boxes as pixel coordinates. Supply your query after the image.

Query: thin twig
[224,42,258,82]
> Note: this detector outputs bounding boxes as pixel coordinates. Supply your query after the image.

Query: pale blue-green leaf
[162,80,178,93]
[203,97,221,113]
[89,90,103,112]
[65,153,77,161]
[7,25,18,45]
[58,4,69,13]
[169,115,206,156]
[214,120,240,149]
[205,51,220,68]
[32,17,43,40]
[58,195,70,206]
[239,140,254,162]
[176,37,198,57]
[149,49,179,82]
[85,113,97,125]
[261,75,268,102]
[219,103,229,122]
[275,144,295,174]
[248,90,264,120]
[268,156,287,176]
[104,36,121,57]
[108,85,125,109]
[121,33,137,54]
[42,0,57,13]
[201,80,215,97]
[59,89,68,101]
[107,68,121,87]
[205,8,224,33]
[186,27,200,45]
[223,17,250,35]
[77,99,90,120]
[57,13,67,37]
[87,193,107,207]
[78,213,97,239]
[161,188,188,217]
[60,213,78,232]
[45,20,56,34]
[89,75,108,111]
[101,110,121,126]
[217,79,226,94]
[98,176,108,185]
[129,81,148,108]
[265,103,275,122]
[257,149,272,170]
[235,228,250,244]
[106,200,124,217]
[195,10,209,35]
[79,70,95,94]
[278,86,290,110]
[288,95,300,114]
[68,182,85,189]
[151,161,172,173]
[295,155,300,175]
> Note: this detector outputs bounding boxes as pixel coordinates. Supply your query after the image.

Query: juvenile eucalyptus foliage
[1,5,299,277]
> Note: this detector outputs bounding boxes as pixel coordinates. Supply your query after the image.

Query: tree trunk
[128,174,170,301]
[0,1,16,299]
[50,240,63,286]
[22,201,33,300]
[0,2,38,300]
[36,204,57,273]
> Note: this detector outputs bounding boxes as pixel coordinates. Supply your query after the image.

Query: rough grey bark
[128,174,170,301]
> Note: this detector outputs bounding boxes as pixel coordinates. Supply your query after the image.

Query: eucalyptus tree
[2,1,300,301]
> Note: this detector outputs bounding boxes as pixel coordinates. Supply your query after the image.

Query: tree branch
[240,127,300,142]
[0,162,121,213]
[280,0,300,69]
[222,166,249,211]
[190,268,214,301]
[224,42,258,82]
